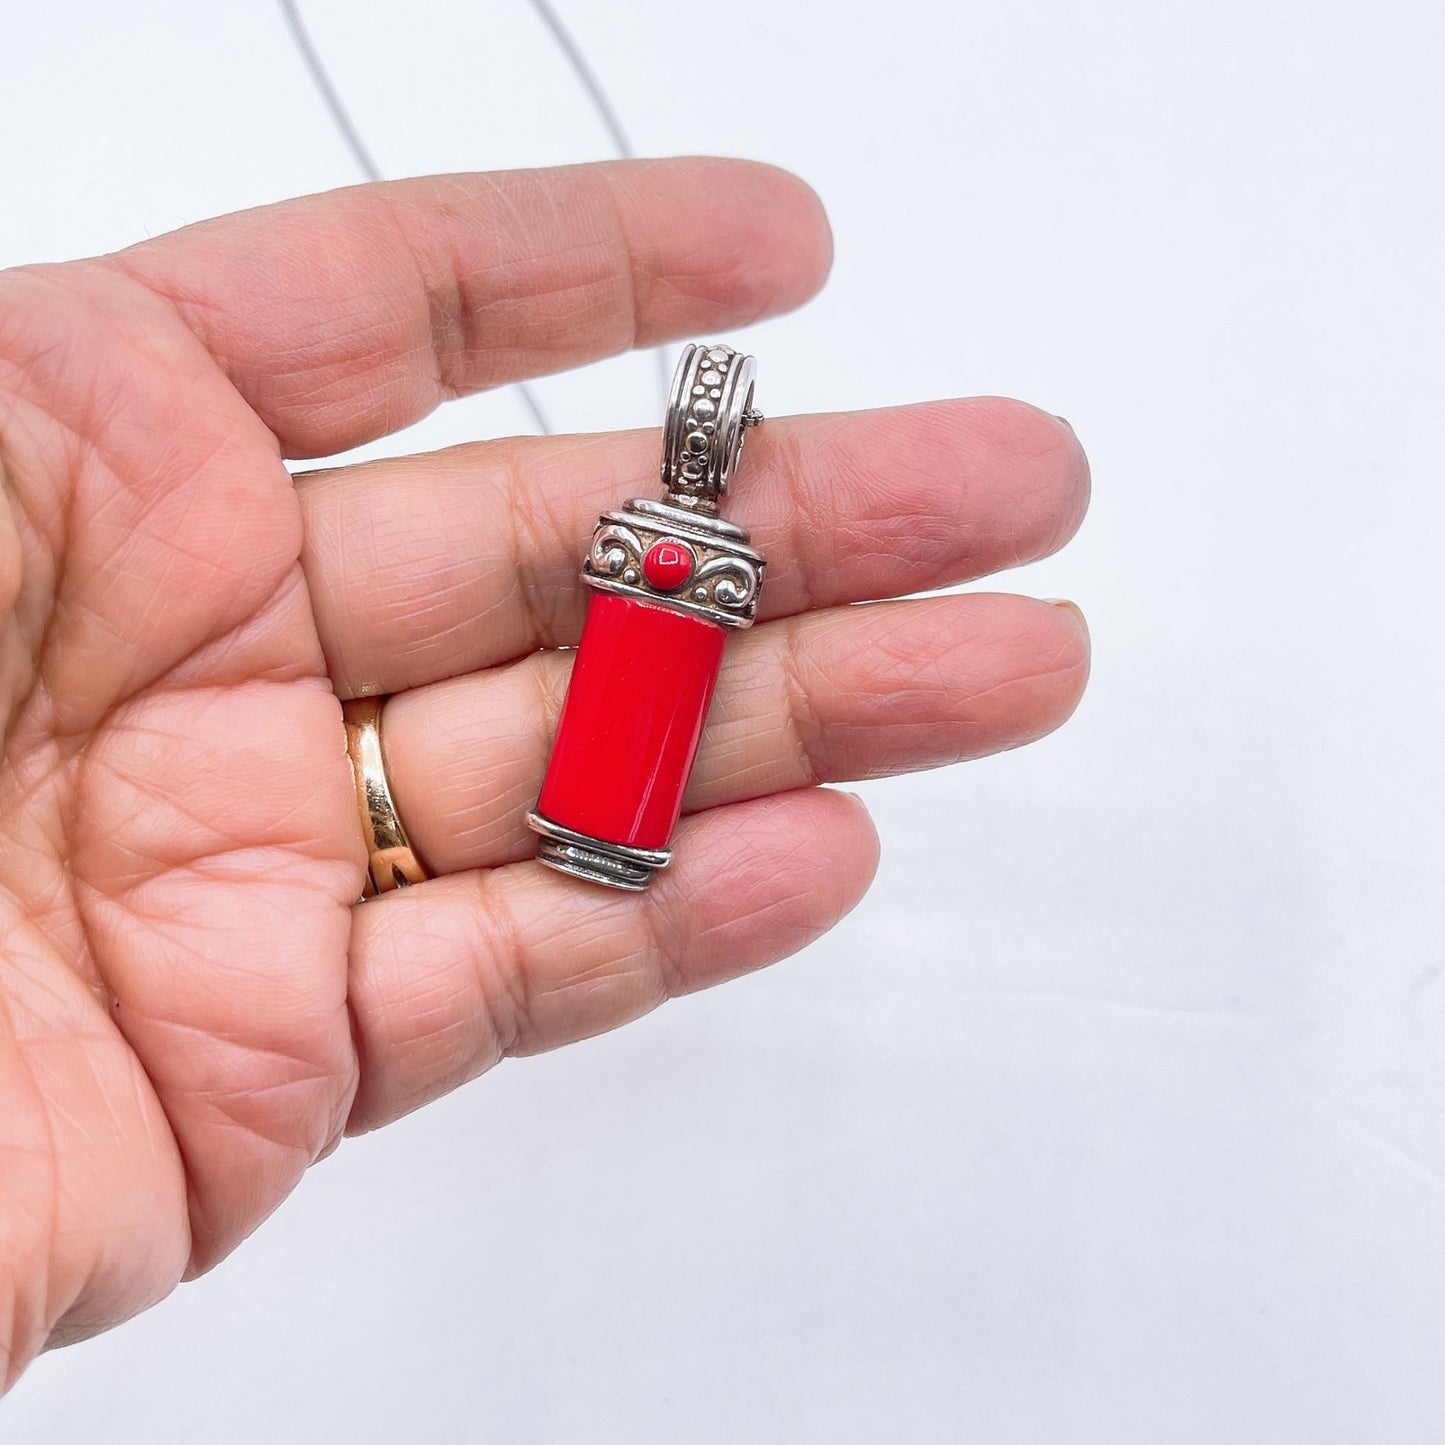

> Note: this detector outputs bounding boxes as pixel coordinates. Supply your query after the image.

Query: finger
[299,397,1088,698]
[380,591,1088,877]
[106,159,832,457]
[345,788,879,1132]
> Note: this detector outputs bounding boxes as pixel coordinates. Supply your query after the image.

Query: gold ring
[342,696,429,897]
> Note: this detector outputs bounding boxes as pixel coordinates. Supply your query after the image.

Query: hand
[0,158,1088,1383]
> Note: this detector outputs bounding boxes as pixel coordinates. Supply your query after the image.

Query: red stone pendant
[528,343,765,889]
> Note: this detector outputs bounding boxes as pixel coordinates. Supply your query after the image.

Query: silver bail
[660,342,760,511]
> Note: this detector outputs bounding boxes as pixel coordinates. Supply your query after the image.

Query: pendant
[527,342,765,890]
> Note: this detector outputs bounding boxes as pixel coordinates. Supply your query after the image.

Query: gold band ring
[342,696,429,897]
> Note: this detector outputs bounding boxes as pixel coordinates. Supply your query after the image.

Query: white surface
[4,1,1445,1440]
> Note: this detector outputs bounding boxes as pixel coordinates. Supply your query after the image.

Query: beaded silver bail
[660,342,762,512]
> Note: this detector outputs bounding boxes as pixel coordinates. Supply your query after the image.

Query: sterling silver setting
[583,498,765,627]
[525,812,671,891]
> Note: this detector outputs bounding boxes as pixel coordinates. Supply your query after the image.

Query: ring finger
[376,589,1090,877]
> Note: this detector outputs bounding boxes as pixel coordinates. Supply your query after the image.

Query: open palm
[0,158,1088,1384]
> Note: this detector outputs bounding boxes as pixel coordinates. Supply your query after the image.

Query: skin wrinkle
[421,661,557,855]
[374,963,465,1053]
[381,176,641,402]
[20,1045,124,1179]
[0,479,25,631]
[307,478,371,689]
[0,943,67,1387]
[0,378,100,998]
[117,527,308,699]
[0,469,52,635]
[350,879,517,1107]
[352,791,869,1122]
[33,765,106,1010]
[386,906,492,1052]
[769,424,824,619]
[102,848,357,901]
[667,797,864,988]
[105,941,353,1107]
[589,168,649,355]
[152,570,325,693]
[495,436,642,637]
[350,922,474,1113]
[830,454,975,583]
[104,214,432,454]
[80,390,239,515]
[500,440,580,654]
[459,259,637,368]
[778,618,828,789]
[311,479,511,690]
[85,455,261,589]
[9,509,73,765]
[380,194,475,404]
[513,917,657,1034]
[933,657,1088,722]
[680,882,825,981]
[6,268,261,489]
[49,556,288,738]
[0,849,80,976]
[639,223,762,324]
[992,427,1088,568]
[80,738,289,866]
[253,316,413,410]
[366,523,469,601]
[1,269,124,412]
[391,605,486,665]
[191,1063,341,1120]
[634,862,697,1011]
[631,166,786,327]
[82,898,335,1017]
[470,870,543,1064]
[0,956,97,1038]
[14,461,300,755]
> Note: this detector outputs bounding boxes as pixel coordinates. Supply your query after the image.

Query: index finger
[106,158,833,457]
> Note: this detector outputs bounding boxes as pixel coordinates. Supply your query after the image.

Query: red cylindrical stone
[537,591,726,851]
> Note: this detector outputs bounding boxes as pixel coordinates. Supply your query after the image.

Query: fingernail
[1045,598,1088,634]
[1053,414,1074,431]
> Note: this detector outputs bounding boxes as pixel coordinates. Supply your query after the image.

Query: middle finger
[297,397,1087,698]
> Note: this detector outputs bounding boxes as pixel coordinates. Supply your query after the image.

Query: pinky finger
[345,789,879,1132]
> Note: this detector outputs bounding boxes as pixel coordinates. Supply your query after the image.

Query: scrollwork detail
[589,523,643,577]
[696,554,760,609]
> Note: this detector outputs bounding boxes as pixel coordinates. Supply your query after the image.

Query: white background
[3,1,1445,1440]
